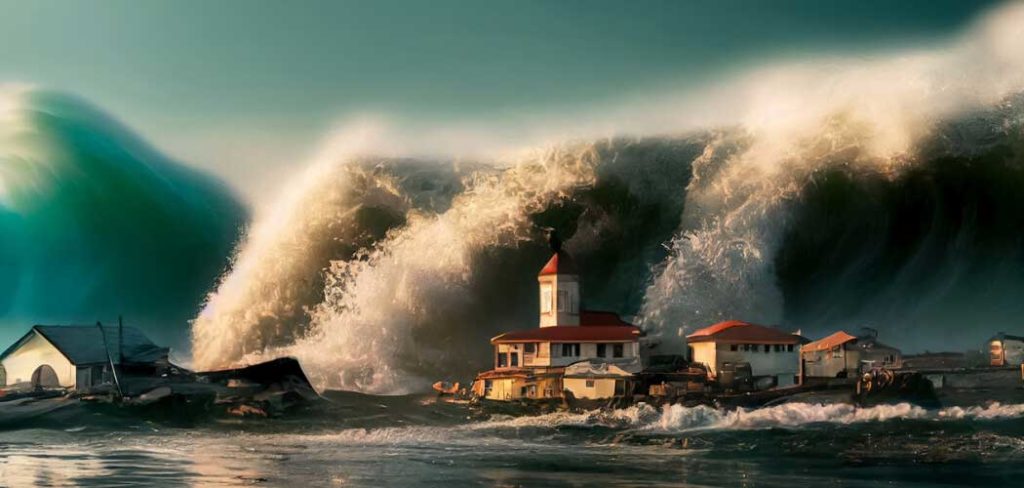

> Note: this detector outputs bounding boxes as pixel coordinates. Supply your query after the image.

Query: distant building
[988,333,1024,367]
[562,360,639,400]
[801,331,902,379]
[471,247,641,401]
[686,321,804,388]
[0,325,168,390]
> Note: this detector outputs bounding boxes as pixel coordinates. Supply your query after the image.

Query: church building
[471,241,641,401]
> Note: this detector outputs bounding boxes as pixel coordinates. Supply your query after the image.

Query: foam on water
[471,402,1024,434]
[192,3,1024,392]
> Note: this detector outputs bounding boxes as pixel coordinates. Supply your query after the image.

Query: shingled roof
[0,325,168,365]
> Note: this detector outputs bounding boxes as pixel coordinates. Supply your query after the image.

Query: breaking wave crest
[193,3,1024,393]
[266,402,1024,448]
[474,401,1024,434]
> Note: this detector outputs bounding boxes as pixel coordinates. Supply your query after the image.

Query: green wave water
[0,89,247,350]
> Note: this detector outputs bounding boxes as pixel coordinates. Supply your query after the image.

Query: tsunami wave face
[193,3,1024,393]
[0,88,247,349]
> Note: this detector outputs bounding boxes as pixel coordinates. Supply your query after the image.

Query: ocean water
[3,394,1024,487]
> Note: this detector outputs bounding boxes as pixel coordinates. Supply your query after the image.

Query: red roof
[579,310,633,327]
[492,325,640,344]
[538,251,578,276]
[687,320,803,345]
[802,331,857,352]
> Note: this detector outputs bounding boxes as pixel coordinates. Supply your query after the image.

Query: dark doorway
[31,364,59,389]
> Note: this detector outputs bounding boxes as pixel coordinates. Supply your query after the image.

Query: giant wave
[192,3,1024,393]
[0,88,247,349]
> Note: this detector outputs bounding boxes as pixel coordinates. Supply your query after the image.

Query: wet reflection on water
[2,410,1024,487]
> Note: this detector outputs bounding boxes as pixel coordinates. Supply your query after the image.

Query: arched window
[31,364,59,389]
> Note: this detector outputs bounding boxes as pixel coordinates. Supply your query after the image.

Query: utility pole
[97,322,124,399]
[118,315,124,366]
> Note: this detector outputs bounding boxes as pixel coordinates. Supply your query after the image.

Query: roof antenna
[548,229,562,253]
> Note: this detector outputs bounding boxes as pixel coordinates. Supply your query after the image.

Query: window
[525,343,536,354]
[561,343,580,357]
[613,344,624,358]
[484,380,493,395]
[510,352,519,367]
[730,344,738,351]
[787,344,794,352]
[585,380,595,388]
[831,346,842,359]
[774,345,782,352]
[557,290,568,312]
[597,344,607,357]
[540,284,553,313]
[764,345,770,353]
[497,353,508,368]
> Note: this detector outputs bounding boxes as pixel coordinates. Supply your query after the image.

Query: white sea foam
[256,401,1024,450]
[474,401,1024,434]
[192,3,1024,393]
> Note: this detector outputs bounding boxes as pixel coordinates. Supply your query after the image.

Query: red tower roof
[539,251,579,276]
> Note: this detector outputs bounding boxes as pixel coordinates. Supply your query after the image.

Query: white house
[472,246,641,401]
[801,331,902,378]
[687,320,804,388]
[0,325,168,390]
[988,333,1024,367]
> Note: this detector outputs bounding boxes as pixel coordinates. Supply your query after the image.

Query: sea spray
[192,3,1024,392]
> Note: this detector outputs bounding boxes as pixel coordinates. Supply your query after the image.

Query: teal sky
[0,0,1004,198]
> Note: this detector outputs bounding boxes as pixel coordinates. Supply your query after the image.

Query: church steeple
[537,232,580,327]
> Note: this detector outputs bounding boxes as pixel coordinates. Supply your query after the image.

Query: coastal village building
[0,325,168,390]
[801,331,902,379]
[686,321,804,388]
[472,246,641,401]
[562,361,636,400]
[988,333,1024,367]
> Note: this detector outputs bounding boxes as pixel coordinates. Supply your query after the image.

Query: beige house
[472,246,641,401]
[687,320,804,388]
[801,331,902,378]
[0,325,167,390]
[988,333,1024,367]
[562,360,639,400]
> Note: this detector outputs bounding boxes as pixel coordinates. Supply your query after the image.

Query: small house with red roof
[471,243,641,401]
[801,330,902,378]
[687,320,805,388]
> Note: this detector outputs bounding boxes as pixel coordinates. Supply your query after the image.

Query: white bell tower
[537,234,580,328]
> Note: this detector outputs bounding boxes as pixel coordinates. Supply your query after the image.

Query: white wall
[713,343,799,378]
[690,342,717,374]
[1,332,76,388]
[548,341,636,367]
[1003,339,1024,365]
[538,274,579,327]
